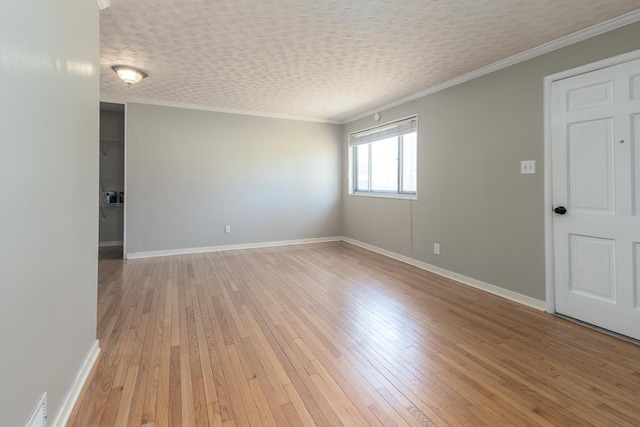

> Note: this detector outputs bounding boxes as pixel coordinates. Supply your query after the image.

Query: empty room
[3,0,640,426]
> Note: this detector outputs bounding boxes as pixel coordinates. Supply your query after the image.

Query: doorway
[99,102,125,259]
[547,54,640,340]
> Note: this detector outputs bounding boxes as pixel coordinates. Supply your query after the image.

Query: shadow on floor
[99,245,123,260]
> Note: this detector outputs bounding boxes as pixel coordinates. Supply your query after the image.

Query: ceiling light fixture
[112,65,148,87]
[95,0,110,10]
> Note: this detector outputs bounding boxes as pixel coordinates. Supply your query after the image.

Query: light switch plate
[521,160,536,174]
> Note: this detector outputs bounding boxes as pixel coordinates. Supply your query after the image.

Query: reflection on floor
[71,241,640,426]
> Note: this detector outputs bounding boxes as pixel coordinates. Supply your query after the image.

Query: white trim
[99,240,123,247]
[345,9,640,124]
[125,236,545,309]
[342,237,546,311]
[95,0,110,10]
[50,340,100,427]
[100,95,341,125]
[544,76,556,314]
[349,193,418,201]
[542,48,640,314]
[125,236,343,259]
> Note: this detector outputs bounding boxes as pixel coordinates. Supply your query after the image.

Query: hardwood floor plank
[70,243,640,426]
[248,377,278,427]
[168,346,182,426]
[226,343,266,427]
[115,366,139,426]
[194,268,235,423]
[139,264,168,424]
[153,279,173,427]
[99,386,123,427]
[282,382,318,427]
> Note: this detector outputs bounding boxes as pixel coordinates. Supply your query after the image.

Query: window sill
[349,192,418,201]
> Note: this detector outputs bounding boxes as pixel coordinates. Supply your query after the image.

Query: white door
[552,58,640,340]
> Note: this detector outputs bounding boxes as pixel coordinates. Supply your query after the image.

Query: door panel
[567,81,614,111]
[632,74,640,100]
[552,57,640,340]
[569,235,616,302]
[568,119,614,213]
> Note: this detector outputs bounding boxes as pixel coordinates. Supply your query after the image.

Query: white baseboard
[125,236,343,259]
[124,235,544,311]
[99,240,123,248]
[342,237,546,311]
[50,340,100,427]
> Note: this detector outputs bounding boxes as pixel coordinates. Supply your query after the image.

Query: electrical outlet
[224,225,231,233]
[434,243,440,255]
[521,160,536,174]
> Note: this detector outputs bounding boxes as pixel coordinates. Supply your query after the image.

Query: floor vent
[25,393,47,427]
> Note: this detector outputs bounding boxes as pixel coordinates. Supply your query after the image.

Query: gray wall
[100,109,125,244]
[126,103,342,255]
[0,0,99,425]
[342,22,640,302]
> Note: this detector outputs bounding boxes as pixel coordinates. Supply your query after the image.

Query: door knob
[554,206,567,215]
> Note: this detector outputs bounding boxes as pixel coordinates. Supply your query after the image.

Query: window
[349,116,417,198]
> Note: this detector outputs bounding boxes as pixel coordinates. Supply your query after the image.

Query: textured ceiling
[100,0,640,122]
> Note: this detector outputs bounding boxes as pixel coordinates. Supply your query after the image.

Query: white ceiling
[100,1,640,123]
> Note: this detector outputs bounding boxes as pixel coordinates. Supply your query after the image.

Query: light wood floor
[69,242,640,426]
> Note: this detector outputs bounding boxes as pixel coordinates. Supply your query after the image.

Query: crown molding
[99,94,342,125]
[95,0,110,10]
[101,9,640,125]
[343,8,640,124]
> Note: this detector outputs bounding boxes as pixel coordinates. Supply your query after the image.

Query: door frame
[543,49,640,313]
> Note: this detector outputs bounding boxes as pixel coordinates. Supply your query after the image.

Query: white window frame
[348,115,418,200]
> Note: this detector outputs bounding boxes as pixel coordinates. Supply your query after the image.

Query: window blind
[349,116,417,147]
